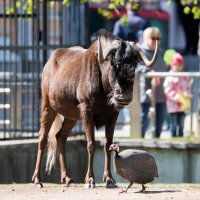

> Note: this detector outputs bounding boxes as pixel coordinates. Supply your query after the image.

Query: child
[163,53,191,137]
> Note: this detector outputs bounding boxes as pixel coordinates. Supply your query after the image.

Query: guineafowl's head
[109,143,119,153]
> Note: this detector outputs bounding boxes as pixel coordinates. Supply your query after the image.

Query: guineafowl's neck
[114,151,120,158]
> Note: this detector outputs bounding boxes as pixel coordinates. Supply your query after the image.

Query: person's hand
[183,92,192,98]
[151,77,160,87]
[150,69,160,87]
[175,93,180,100]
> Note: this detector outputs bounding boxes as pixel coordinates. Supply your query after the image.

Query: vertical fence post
[198,63,200,137]
[42,0,47,67]
[130,74,141,139]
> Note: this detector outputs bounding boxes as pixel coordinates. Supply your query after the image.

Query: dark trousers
[141,102,166,138]
[170,112,185,137]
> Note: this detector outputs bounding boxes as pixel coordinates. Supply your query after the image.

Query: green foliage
[180,0,200,19]
[98,8,113,19]
[5,0,33,15]
[121,14,128,26]
[3,0,199,20]
[132,2,140,10]
[6,8,14,15]
[166,0,173,5]
[16,1,21,8]
[49,1,55,8]
[62,0,70,7]
[110,0,125,6]
[191,6,200,19]
[108,3,115,10]
[80,0,88,3]
[24,0,33,15]
[184,6,191,14]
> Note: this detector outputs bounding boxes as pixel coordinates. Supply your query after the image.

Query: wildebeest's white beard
[107,92,124,111]
[107,92,115,106]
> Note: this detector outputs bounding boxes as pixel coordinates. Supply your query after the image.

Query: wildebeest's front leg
[57,118,77,186]
[32,103,56,187]
[103,111,119,188]
[79,103,96,188]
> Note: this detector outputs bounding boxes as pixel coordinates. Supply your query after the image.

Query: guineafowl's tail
[45,114,64,174]
[154,160,159,177]
[155,170,159,177]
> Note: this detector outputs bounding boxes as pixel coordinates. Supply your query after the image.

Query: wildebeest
[32,29,158,188]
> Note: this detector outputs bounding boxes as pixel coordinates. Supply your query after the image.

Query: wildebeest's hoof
[32,176,43,188]
[36,181,43,188]
[67,178,76,187]
[34,180,43,188]
[62,177,75,187]
[84,179,95,189]
[106,179,118,189]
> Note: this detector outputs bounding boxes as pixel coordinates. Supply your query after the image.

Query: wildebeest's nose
[115,89,122,97]
[114,91,132,106]
[115,89,126,100]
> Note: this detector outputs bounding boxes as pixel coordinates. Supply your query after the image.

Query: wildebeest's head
[91,29,158,110]
[106,41,140,109]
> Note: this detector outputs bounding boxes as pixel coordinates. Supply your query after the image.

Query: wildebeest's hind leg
[32,104,56,187]
[103,111,119,188]
[57,118,77,186]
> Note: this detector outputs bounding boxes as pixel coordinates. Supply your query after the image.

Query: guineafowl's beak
[109,146,113,151]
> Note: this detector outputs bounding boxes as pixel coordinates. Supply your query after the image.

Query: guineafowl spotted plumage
[109,143,159,193]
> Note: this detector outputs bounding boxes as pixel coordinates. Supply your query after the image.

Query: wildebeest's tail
[45,114,64,174]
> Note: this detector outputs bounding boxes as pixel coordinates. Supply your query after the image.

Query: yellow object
[179,92,191,111]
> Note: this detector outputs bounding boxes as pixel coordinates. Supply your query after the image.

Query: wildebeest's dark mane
[90,28,120,47]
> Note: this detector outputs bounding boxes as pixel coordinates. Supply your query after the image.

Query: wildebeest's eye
[111,56,118,68]
[111,58,114,66]
[116,63,136,85]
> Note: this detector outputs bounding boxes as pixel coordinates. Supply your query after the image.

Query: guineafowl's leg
[103,111,119,188]
[57,118,77,186]
[120,181,133,193]
[139,184,147,192]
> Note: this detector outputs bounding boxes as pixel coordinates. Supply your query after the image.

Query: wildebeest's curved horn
[98,37,103,64]
[103,40,121,60]
[130,41,158,67]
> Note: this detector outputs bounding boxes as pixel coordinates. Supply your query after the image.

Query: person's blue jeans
[141,103,150,138]
[141,102,166,138]
[170,112,185,137]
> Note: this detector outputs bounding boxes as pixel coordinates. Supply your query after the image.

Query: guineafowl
[109,143,159,193]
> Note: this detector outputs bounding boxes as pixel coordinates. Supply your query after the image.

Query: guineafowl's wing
[116,150,158,183]
[114,150,144,180]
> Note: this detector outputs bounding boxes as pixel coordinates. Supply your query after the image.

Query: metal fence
[0,0,87,140]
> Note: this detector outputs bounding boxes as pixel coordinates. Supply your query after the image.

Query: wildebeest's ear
[98,37,104,64]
